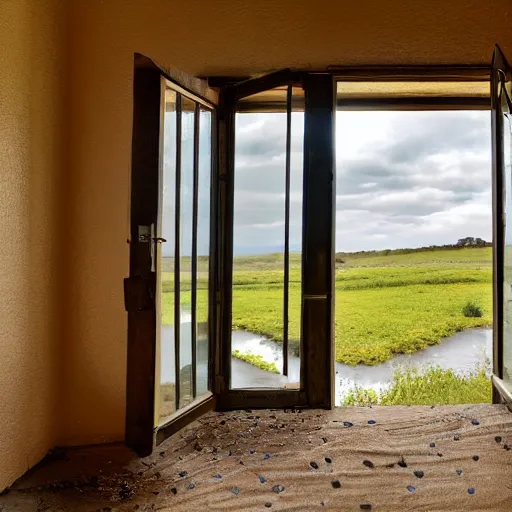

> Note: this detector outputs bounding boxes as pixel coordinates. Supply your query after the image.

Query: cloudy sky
[162,108,493,256]
[233,109,492,254]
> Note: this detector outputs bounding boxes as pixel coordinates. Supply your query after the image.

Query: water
[161,318,492,405]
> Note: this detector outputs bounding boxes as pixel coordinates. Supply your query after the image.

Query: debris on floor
[1,404,512,511]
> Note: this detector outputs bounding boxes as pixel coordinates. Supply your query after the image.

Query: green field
[161,246,493,366]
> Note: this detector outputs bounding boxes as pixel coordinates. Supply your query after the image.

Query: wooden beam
[301,74,336,409]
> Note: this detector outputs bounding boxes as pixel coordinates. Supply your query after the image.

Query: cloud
[163,109,492,256]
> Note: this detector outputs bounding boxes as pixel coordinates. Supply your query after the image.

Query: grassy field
[342,365,492,406]
[161,247,492,366]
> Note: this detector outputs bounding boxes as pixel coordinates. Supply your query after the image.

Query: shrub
[462,300,483,318]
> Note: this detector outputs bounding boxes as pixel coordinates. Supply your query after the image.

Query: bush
[462,300,483,318]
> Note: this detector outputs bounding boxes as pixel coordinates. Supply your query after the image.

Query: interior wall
[63,0,512,446]
[0,0,65,490]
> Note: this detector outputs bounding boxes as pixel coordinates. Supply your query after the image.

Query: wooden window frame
[127,55,511,456]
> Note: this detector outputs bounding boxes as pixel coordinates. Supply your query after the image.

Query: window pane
[231,87,303,389]
[159,88,177,421]
[178,96,195,408]
[287,107,304,387]
[503,97,512,384]
[196,108,212,396]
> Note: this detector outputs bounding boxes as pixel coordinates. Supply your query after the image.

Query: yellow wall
[0,0,65,490]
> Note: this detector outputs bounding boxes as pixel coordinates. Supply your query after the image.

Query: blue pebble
[258,475,267,484]
[187,483,195,490]
[250,449,255,454]
[178,471,187,478]
[429,442,436,448]
[456,469,464,476]
[407,485,416,493]
[264,453,271,460]
[368,420,376,425]
[272,484,285,494]
[232,487,240,496]
[468,488,475,495]
[214,474,222,480]
[471,419,480,426]
[343,421,354,428]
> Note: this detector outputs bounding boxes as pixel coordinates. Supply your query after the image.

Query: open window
[216,71,335,409]
[126,46,512,456]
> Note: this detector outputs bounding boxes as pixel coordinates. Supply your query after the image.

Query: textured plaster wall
[0,0,65,490]
[64,0,512,447]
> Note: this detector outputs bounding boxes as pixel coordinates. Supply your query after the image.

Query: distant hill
[335,241,491,262]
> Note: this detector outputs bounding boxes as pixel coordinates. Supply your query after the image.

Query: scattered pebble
[437,453,443,457]
[363,460,375,469]
[178,471,187,478]
[250,449,256,455]
[368,420,376,425]
[272,485,285,494]
[258,475,267,484]
[456,470,464,476]
[407,485,416,493]
[170,487,177,495]
[413,470,424,479]
[159,451,165,457]
[473,456,479,462]
[454,435,461,441]
[429,442,436,448]
[310,461,319,470]
[505,445,511,451]
[331,480,341,489]
[265,503,272,508]
[398,457,408,468]
[232,487,240,496]
[228,450,233,456]
[360,505,372,510]
[472,419,480,426]
[213,474,222,480]
[468,488,476,495]
[322,437,328,443]
[343,422,354,428]
[495,436,503,443]
[325,457,332,464]
[187,483,196,490]
[264,453,271,460]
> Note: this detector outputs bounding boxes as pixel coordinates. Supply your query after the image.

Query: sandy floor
[2,404,512,511]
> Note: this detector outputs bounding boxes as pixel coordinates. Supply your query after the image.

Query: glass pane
[231,87,304,389]
[159,88,177,421]
[503,88,512,383]
[178,96,195,408]
[286,106,304,388]
[196,108,212,396]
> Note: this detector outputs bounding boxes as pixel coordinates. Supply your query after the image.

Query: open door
[491,45,512,404]
[125,55,219,454]
[216,71,336,410]
[126,59,337,455]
